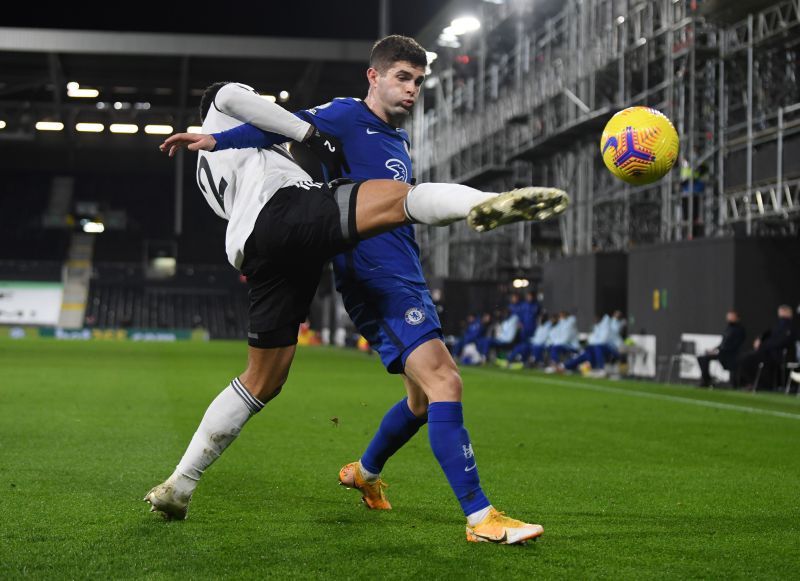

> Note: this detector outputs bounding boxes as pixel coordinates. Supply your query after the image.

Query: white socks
[404,183,498,226]
[358,461,380,483]
[168,378,264,498]
[467,505,493,527]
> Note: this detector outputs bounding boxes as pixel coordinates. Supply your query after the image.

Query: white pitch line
[466,368,800,421]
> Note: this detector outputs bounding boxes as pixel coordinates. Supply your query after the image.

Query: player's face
[370,61,425,120]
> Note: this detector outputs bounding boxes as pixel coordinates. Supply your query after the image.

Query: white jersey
[197,83,314,269]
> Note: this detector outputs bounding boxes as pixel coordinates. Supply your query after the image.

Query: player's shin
[359,397,428,479]
[404,183,497,226]
[168,378,265,498]
[427,401,492,523]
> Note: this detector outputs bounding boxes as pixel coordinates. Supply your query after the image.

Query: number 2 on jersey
[197,156,228,210]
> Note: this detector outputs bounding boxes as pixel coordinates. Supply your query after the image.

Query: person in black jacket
[738,305,798,390]
[697,310,746,387]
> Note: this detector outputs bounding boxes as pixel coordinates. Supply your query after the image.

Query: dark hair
[369,35,427,73]
[199,82,231,121]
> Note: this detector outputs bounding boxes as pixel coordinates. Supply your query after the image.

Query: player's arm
[159,124,285,156]
[160,119,348,177]
[204,98,353,153]
[214,124,287,151]
[215,82,314,143]
[160,83,349,174]
[215,84,350,173]
[208,110,316,152]
[198,98,353,153]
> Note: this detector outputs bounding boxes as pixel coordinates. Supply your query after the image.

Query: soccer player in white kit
[145,81,567,544]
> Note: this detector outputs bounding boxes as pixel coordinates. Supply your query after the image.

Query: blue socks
[360,398,428,475]
[427,401,491,516]
[360,398,491,518]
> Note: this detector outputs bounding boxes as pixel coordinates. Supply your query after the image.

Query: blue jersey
[516,299,540,339]
[298,99,424,285]
[462,319,484,343]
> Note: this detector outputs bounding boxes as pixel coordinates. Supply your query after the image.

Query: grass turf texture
[1,339,799,579]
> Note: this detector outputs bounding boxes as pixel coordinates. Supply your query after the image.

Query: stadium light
[448,16,481,35]
[0,120,6,130]
[438,17,479,48]
[144,125,173,135]
[279,90,289,102]
[35,121,64,131]
[75,123,104,133]
[81,220,105,234]
[109,123,138,134]
[437,32,460,48]
[69,88,100,98]
[68,84,100,98]
[512,278,530,288]
[187,126,203,133]
[152,256,176,273]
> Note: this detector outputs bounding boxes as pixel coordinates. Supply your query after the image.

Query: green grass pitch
[1,338,799,579]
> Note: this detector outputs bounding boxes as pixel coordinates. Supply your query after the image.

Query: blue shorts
[339,278,443,374]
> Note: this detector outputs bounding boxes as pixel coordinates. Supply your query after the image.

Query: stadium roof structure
[0,0,450,170]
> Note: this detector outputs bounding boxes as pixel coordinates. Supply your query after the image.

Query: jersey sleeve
[212,124,288,151]
[212,98,358,151]
[212,109,322,151]
[296,99,358,139]
[214,83,312,142]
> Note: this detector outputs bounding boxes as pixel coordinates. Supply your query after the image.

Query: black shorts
[240,181,361,348]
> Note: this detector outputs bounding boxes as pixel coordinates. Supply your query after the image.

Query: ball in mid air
[600,106,679,186]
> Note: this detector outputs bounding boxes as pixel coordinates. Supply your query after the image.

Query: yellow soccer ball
[600,106,680,185]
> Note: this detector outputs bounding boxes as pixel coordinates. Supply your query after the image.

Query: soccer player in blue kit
[160,36,564,544]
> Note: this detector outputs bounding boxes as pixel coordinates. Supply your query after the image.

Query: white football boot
[468,187,570,232]
[144,480,191,520]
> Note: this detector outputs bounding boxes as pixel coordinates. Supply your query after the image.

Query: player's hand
[302,128,350,178]
[159,133,217,157]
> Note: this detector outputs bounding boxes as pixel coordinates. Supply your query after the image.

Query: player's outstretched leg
[467,187,570,233]
[352,180,569,239]
[145,345,293,520]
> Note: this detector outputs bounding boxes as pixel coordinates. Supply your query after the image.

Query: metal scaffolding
[411,0,800,280]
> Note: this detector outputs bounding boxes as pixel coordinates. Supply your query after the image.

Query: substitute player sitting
[146,80,567,545]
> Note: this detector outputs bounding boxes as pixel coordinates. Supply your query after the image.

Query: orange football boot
[465,508,543,544]
[338,461,392,510]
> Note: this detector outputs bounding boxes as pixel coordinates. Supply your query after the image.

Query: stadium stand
[84,263,248,339]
